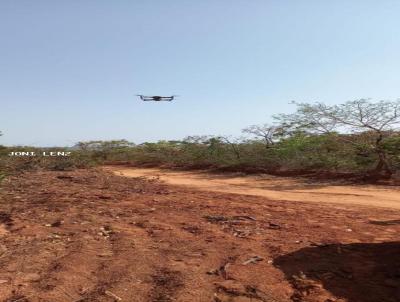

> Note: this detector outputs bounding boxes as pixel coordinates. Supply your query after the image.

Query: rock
[99,226,114,237]
[52,220,62,227]
[242,255,264,265]
[267,222,281,230]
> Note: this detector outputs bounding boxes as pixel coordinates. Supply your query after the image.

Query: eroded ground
[0,169,399,302]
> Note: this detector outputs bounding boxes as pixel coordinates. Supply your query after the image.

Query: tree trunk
[366,133,392,181]
[374,151,392,178]
[263,137,274,149]
[231,144,241,160]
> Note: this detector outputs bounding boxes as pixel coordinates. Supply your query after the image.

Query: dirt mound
[0,169,399,301]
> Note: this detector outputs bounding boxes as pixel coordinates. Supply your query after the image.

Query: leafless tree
[275,99,400,178]
[242,124,281,148]
[75,140,134,151]
[183,135,213,144]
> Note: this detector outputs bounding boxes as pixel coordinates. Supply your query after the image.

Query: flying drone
[136,95,178,102]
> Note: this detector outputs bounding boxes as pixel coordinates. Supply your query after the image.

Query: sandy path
[108,166,400,210]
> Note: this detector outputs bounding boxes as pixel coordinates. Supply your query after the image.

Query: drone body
[137,95,177,102]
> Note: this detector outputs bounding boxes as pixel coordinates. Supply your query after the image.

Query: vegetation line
[1,100,399,182]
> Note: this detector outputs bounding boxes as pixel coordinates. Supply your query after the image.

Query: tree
[75,140,134,151]
[242,124,282,148]
[220,136,242,160]
[275,99,400,178]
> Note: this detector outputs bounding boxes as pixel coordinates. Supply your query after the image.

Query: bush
[0,147,98,175]
[1,132,399,178]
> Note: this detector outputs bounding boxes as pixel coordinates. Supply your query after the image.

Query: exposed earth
[109,167,400,210]
[0,167,399,302]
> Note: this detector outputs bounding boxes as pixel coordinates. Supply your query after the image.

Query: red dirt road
[109,167,400,210]
[0,169,399,302]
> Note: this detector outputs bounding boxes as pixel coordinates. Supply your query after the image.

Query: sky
[1,1,400,146]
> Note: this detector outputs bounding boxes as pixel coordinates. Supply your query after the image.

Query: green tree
[275,99,400,178]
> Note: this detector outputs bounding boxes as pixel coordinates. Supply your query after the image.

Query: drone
[136,95,178,102]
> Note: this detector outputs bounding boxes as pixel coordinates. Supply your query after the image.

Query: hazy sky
[1,1,400,146]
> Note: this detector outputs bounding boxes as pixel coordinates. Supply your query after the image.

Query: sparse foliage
[275,99,400,177]
[242,124,282,148]
[1,100,400,180]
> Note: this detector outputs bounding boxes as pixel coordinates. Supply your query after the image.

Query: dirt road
[108,167,400,210]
